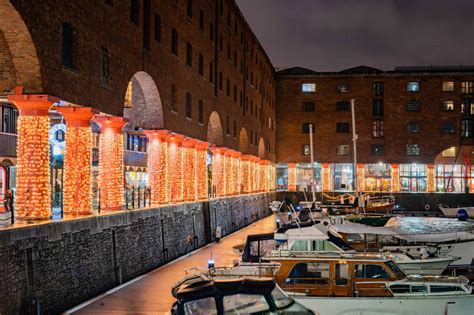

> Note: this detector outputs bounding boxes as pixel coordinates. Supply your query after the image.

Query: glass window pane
[184,297,218,315]
[223,294,269,313]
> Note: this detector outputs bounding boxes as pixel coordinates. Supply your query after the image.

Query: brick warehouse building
[276,66,474,193]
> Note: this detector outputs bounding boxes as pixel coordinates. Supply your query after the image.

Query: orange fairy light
[356,163,365,192]
[232,151,242,194]
[240,155,252,194]
[144,130,169,205]
[321,163,331,192]
[183,138,198,201]
[252,157,260,193]
[224,150,239,196]
[195,141,209,200]
[391,164,400,193]
[259,160,270,192]
[211,147,227,197]
[57,106,98,215]
[288,163,297,192]
[8,93,59,219]
[427,164,435,193]
[167,134,185,202]
[94,115,128,210]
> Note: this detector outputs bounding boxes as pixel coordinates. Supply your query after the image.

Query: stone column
[288,163,297,192]
[167,134,185,203]
[8,93,59,219]
[94,116,128,210]
[183,138,198,201]
[211,147,227,197]
[391,163,400,192]
[427,163,435,192]
[57,106,98,215]
[321,163,331,192]
[144,130,169,205]
[356,163,365,192]
[195,141,209,200]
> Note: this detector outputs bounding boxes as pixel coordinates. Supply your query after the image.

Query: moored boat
[439,204,474,219]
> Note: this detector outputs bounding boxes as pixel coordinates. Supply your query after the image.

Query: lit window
[124,81,133,108]
[407,81,420,92]
[406,122,420,133]
[442,147,456,157]
[461,119,473,138]
[462,81,474,94]
[373,82,384,96]
[461,99,474,115]
[336,145,350,156]
[337,83,350,93]
[442,81,454,91]
[442,100,454,111]
[406,144,420,156]
[302,144,310,156]
[372,120,384,137]
[302,83,316,93]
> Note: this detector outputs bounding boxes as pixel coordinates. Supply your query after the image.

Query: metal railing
[124,186,151,209]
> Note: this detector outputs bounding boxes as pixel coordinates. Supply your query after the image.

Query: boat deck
[66,215,276,314]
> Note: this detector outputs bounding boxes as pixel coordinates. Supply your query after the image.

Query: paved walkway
[67,215,276,315]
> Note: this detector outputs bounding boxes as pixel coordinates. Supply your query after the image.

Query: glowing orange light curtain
[321,163,331,192]
[288,163,297,192]
[195,142,209,200]
[211,147,227,197]
[95,116,128,210]
[144,130,169,205]
[240,155,251,193]
[8,94,59,219]
[427,164,435,192]
[58,107,98,215]
[183,138,198,201]
[167,134,184,202]
[391,164,400,192]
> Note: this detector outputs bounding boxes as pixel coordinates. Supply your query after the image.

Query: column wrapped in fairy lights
[57,107,98,215]
[224,150,233,196]
[8,94,59,219]
[94,116,128,210]
[288,163,297,191]
[251,157,260,193]
[232,151,241,194]
[183,138,198,201]
[240,155,252,193]
[427,164,435,193]
[211,147,227,197]
[167,134,185,202]
[269,164,276,191]
[195,142,209,200]
[258,160,266,192]
[391,164,400,192]
[321,163,331,192]
[356,163,365,192]
[144,130,169,205]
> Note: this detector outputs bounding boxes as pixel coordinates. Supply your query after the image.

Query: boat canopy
[285,225,329,240]
[329,222,397,236]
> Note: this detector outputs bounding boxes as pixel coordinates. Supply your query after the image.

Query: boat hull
[293,294,474,315]
[397,258,454,275]
[439,206,474,219]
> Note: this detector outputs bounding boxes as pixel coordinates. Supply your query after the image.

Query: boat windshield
[271,286,293,308]
[386,260,406,278]
[223,294,270,313]
[183,297,218,315]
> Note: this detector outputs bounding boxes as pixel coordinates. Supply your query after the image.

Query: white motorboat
[439,204,474,219]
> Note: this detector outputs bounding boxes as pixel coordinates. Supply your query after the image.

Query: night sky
[236,0,474,72]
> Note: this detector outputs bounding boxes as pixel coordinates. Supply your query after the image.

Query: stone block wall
[0,193,273,314]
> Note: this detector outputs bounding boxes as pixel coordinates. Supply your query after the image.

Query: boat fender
[424,204,431,211]
[457,209,468,221]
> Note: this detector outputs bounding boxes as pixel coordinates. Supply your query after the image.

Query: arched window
[171,28,178,55]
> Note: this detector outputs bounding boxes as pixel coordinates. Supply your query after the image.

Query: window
[285,262,330,285]
[302,102,315,112]
[411,285,427,294]
[390,285,411,294]
[199,10,204,31]
[143,0,150,49]
[226,115,230,135]
[406,144,420,156]
[186,42,192,66]
[400,163,427,192]
[226,78,230,96]
[373,120,384,137]
[62,23,74,68]
[301,83,316,93]
[302,144,310,156]
[430,285,464,293]
[185,92,192,119]
[198,53,204,76]
[233,120,236,138]
[441,122,455,133]
[336,144,349,156]
[223,294,269,313]
[183,297,217,314]
[154,13,161,43]
[209,22,214,42]
[355,264,390,279]
[233,85,237,102]
[209,63,213,83]
[462,119,473,138]
[336,101,349,111]
[337,83,350,93]
[462,81,474,94]
[130,0,139,25]
[442,81,454,91]
[461,99,474,115]
[373,99,384,116]
[442,147,456,157]
[186,0,192,18]
[442,100,454,111]
[171,83,177,112]
[171,28,178,55]
[219,34,223,51]
[335,264,349,286]
[302,123,314,134]
[1,105,18,134]
[124,81,133,108]
[218,72,222,90]
[101,47,110,84]
[336,122,350,133]
[406,122,420,133]
[372,144,384,156]
[407,81,420,92]
[406,100,420,111]
[373,82,384,96]
[198,100,203,124]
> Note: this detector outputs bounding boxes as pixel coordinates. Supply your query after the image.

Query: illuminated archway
[123,71,164,129]
[258,137,265,158]
[0,1,42,93]
[238,127,249,153]
[206,111,224,146]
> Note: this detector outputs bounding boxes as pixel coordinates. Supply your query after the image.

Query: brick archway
[207,111,223,146]
[258,137,265,158]
[238,127,249,153]
[0,0,42,93]
[123,71,164,129]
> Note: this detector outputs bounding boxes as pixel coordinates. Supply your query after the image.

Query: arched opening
[258,137,265,158]
[238,127,249,153]
[207,111,223,146]
[123,71,164,130]
[0,1,42,93]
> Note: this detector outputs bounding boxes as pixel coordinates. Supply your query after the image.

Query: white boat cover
[286,225,329,240]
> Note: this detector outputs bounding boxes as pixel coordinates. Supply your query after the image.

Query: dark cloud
[236,0,474,71]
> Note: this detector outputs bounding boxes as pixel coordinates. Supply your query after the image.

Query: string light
[321,163,330,192]
[94,116,127,210]
[288,163,297,192]
[195,142,209,200]
[58,107,97,215]
[427,164,435,192]
[391,164,400,192]
[240,155,251,193]
[232,151,241,194]
[144,130,169,205]
[183,138,198,201]
[8,94,58,220]
[167,134,184,202]
[211,147,227,197]
[357,164,365,192]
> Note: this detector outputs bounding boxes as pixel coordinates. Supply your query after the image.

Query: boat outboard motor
[457,208,468,221]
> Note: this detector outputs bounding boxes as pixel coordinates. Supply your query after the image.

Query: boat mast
[309,123,316,203]
[350,99,363,213]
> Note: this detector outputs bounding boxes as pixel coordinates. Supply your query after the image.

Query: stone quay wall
[0,192,274,315]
